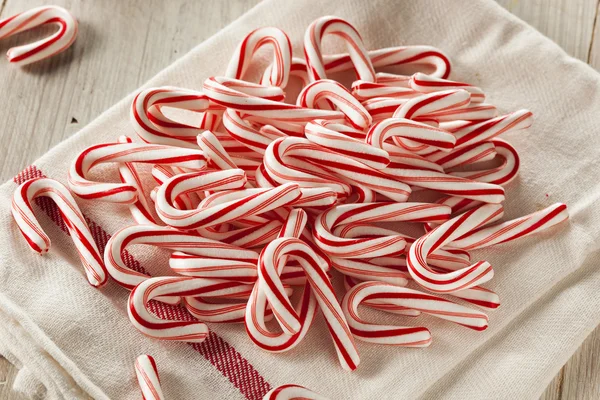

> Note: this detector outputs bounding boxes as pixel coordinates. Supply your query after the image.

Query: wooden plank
[497,0,598,61]
[587,1,600,68]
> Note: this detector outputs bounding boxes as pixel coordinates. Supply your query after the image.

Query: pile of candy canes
[11,15,569,400]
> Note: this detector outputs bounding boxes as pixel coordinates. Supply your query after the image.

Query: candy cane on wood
[135,355,165,400]
[304,16,376,82]
[0,6,77,66]
[11,177,107,287]
[263,384,330,400]
[225,27,292,88]
[407,204,503,293]
[128,276,253,341]
[342,281,488,345]
[68,142,206,204]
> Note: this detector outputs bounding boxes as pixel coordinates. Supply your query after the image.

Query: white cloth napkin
[1,0,598,398]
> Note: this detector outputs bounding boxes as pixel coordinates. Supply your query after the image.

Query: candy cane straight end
[1,6,78,66]
[135,355,165,400]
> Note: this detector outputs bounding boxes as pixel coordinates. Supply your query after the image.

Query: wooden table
[0,1,598,398]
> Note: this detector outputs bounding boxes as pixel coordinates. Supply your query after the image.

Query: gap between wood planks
[587,0,600,63]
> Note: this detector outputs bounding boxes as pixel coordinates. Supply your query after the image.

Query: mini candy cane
[450,203,568,251]
[131,86,216,147]
[313,202,451,259]
[128,276,253,341]
[297,79,372,130]
[246,209,319,352]
[117,136,157,224]
[448,139,520,185]
[222,108,288,155]
[264,384,330,400]
[135,355,164,400]
[68,141,206,204]
[262,137,412,202]
[0,6,77,66]
[342,281,488,345]
[409,73,486,103]
[429,141,497,171]
[257,237,360,370]
[304,16,375,82]
[104,224,258,294]
[407,204,504,293]
[11,177,107,287]
[155,170,301,229]
[225,27,292,88]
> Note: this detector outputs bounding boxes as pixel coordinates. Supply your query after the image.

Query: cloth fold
[1,0,599,398]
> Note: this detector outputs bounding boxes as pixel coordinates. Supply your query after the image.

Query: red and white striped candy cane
[225,27,292,88]
[428,141,497,171]
[393,89,471,122]
[448,139,520,185]
[342,281,488,345]
[407,204,504,293]
[128,276,253,341]
[304,120,389,170]
[263,137,412,202]
[264,384,330,400]
[11,177,107,287]
[135,355,164,400]
[150,165,199,211]
[257,237,360,370]
[116,136,157,224]
[155,170,301,229]
[304,16,376,83]
[409,72,486,103]
[0,6,77,66]
[246,209,319,352]
[324,45,451,80]
[222,108,287,156]
[203,76,345,124]
[450,203,568,251]
[262,56,310,90]
[297,79,372,130]
[130,86,219,147]
[313,202,451,259]
[68,141,206,204]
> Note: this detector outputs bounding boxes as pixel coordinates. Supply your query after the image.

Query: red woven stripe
[13,165,271,399]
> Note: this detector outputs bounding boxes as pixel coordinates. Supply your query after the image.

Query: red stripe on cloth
[13,165,271,400]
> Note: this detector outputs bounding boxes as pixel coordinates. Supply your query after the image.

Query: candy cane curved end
[11,177,107,287]
[135,355,165,400]
[264,384,330,400]
[0,6,78,66]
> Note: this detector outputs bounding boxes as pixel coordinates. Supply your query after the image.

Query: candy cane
[407,204,504,293]
[222,108,287,155]
[150,165,199,211]
[342,281,488,345]
[128,276,253,341]
[155,170,301,229]
[263,137,412,202]
[68,142,206,204]
[448,139,520,185]
[11,177,107,287]
[0,6,77,66]
[257,237,360,370]
[429,141,497,171]
[313,202,451,259]
[410,73,486,103]
[304,16,376,82]
[225,27,292,88]
[135,355,165,400]
[264,384,330,400]
[297,79,372,130]
[246,209,319,352]
[131,86,219,147]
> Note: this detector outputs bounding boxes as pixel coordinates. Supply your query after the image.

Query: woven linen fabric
[0,0,598,398]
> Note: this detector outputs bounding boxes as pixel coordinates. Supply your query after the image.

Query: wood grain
[0,0,599,399]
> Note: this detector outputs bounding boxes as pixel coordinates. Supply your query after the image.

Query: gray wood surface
[0,0,598,399]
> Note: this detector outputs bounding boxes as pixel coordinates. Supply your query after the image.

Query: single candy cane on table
[0,6,77,66]
[246,209,319,352]
[264,384,330,400]
[257,236,360,370]
[116,136,157,225]
[128,276,253,341]
[407,204,505,293]
[342,281,489,346]
[135,355,164,400]
[304,16,376,83]
[225,27,292,88]
[68,141,206,204]
[262,137,412,202]
[312,202,451,259]
[11,177,107,287]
